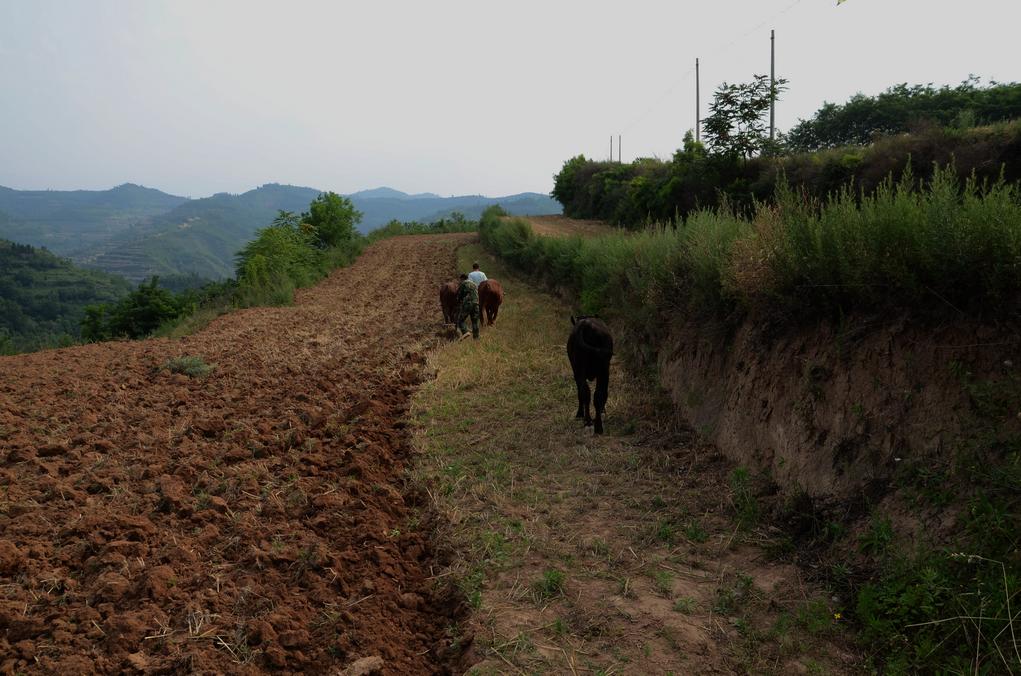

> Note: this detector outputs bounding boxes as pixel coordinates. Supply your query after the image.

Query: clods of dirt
[0,234,476,674]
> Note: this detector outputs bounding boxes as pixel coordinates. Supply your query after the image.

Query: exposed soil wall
[658,315,1021,500]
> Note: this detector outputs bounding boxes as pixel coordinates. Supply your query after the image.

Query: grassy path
[412,241,860,674]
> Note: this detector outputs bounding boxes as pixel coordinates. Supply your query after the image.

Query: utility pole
[609,135,613,162]
[695,58,701,143]
[769,30,776,143]
[618,135,621,163]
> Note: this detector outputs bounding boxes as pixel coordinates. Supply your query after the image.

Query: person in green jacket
[456,273,480,340]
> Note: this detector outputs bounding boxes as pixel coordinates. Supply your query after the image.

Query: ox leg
[575,376,592,426]
[593,369,609,435]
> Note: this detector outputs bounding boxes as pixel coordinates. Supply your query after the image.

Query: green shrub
[552,121,1021,228]
[740,166,1021,316]
[485,164,1021,334]
[164,355,215,378]
[365,213,477,243]
[83,277,188,340]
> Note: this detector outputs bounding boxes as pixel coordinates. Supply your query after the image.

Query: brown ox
[439,281,459,324]
[478,279,504,325]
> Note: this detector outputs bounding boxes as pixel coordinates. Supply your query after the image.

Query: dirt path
[514,215,615,239]
[413,243,861,674]
[0,234,475,674]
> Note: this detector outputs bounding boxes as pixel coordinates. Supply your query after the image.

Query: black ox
[567,315,613,434]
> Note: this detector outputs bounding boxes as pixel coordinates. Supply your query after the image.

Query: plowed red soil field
[0,234,474,674]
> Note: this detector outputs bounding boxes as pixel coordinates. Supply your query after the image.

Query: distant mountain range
[0,183,560,281]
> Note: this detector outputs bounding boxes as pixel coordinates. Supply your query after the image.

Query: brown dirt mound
[0,234,476,674]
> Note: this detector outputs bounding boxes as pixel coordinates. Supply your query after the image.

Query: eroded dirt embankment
[659,315,1020,500]
[0,234,474,674]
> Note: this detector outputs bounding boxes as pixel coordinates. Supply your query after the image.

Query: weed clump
[534,568,566,601]
[165,355,215,378]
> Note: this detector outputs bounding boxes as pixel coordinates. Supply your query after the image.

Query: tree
[785,77,1021,151]
[703,74,789,159]
[302,192,362,247]
[551,155,589,211]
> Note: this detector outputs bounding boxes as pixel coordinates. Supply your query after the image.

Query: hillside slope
[73,186,560,281]
[78,184,322,281]
[0,238,132,350]
[0,183,188,255]
[1,183,560,281]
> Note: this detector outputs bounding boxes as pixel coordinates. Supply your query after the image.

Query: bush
[164,355,215,378]
[483,164,1021,357]
[365,212,477,243]
[738,166,1021,317]
[552,122,1021,228]
[83,277,188,340]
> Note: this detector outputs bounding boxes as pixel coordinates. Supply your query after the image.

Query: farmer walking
[456,273,480,341]
[468,262,488,286]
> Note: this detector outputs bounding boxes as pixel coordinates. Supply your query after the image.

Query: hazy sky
[1,0,1017,198]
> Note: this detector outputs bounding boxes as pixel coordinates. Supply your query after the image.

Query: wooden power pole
[695,58,701,143]
[769,30,776,143]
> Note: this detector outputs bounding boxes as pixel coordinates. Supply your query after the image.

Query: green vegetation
[852,369,1021,673]
[164,355,215,378]
[233,205,363,308]
[486,165,1021,331]
[365,212,477,242]
[533,568,566,601]
[83,195,367,341]
[0,182,554,283]
[86,183,324,281]
[787,77,1021,151]
[482,180,1021,670]
[75,204,478,347]
[703,74,788,158]
[0,238,132,352]
[81,277,192,341]
[304,192,362,247]
[553,78,1021,228]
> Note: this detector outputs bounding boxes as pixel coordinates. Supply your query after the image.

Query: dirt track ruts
[0,234,475,674]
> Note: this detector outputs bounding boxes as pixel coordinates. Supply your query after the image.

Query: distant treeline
[553,80,1021,227]
[787,78,1021,151]
[0,239,132,354]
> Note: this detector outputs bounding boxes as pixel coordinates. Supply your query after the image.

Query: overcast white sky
[0,0,1017,198]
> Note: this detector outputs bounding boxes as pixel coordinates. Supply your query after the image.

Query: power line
[619,0,804,139]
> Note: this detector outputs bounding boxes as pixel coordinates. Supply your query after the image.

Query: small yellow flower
[833,612,842,620]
